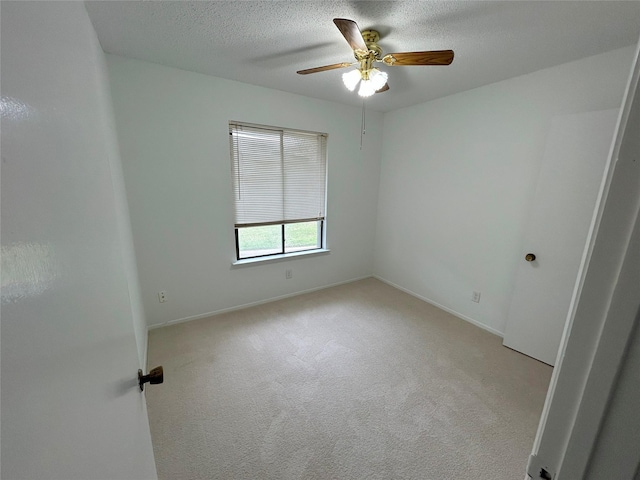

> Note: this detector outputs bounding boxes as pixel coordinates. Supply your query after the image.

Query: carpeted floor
[146,278,551,479]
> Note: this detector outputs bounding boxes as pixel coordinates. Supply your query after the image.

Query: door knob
[525,253,536,262]
[138,366,163,391]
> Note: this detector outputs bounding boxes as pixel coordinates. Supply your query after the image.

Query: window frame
[229,121,328,262]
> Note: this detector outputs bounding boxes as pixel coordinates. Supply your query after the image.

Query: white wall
[99,31,149,371]
[1,2,156,478]
[106,55,383,328]
[374,46,636,335]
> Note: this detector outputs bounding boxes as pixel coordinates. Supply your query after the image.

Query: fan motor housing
[361,29,383,58]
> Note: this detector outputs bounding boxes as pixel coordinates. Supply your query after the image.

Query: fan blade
[297,62,353,75]
[382,50,454,66]
[333,18,368,54]
[376,83,390,93]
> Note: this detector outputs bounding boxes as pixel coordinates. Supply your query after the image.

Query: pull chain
[360,99,366,150]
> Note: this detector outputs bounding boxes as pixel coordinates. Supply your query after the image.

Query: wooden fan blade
[333,18,368,53]
[376,83,390,93]
[297,62,353,75]
[382,50,454,66]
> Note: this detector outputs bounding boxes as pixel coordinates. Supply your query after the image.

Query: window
[229,122,327,260]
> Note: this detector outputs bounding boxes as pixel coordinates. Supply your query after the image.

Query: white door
[503,109,619,366]
[1,3,157,479]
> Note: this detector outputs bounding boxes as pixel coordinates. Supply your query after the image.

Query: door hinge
[527,454,555,480]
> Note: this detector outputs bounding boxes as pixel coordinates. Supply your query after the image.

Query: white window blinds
[230,123,327,227]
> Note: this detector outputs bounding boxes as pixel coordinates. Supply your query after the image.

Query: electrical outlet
[285,269,293,279]
[158,291,167,303]
[472,291,481,303]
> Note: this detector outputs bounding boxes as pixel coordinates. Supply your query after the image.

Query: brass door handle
[525,253,536,262]
[138,366,163,391]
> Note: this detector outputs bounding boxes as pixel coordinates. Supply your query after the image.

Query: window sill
[231,248,330,267]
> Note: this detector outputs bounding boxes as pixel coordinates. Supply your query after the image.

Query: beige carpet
[146,278,551,479]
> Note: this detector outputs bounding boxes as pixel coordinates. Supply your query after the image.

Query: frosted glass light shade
[342,69,362,91]
[358,80,377,97]
[369,69,388,91]
[357,69,388,97]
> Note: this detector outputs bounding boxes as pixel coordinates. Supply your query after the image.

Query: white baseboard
[373,275,504,338]
[147,275,374,330]
[147,274,504,339]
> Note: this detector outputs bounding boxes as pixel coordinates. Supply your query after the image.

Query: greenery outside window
[230,122,327,260]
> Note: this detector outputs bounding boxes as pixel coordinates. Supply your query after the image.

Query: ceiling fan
[297,18,454,97]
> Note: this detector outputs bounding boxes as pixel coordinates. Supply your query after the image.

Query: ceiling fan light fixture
[357,69,388,97]
[342,69,362,91]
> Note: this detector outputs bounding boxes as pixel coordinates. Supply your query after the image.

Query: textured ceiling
[85,1,640,113]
